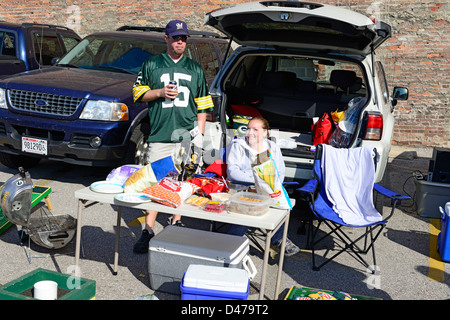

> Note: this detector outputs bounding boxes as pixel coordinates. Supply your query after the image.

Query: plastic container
[210,192,231,202]
[227,192,272,216]
[148,226,256,294]
[438,202,450,262]
[203,201,226,213]
[227,183,248,194]
[181,264,249,300]
[414,177,450,218]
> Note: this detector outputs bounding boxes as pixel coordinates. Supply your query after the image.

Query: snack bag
[187,176,228,197]
[124,156,179,193]
[252,151,292,210]
[142,178,198,208]
[107,164,143,186]
[308,292,337,300]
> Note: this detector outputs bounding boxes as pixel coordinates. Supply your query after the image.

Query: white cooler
[181,264,250,300]
[148,225,256,294]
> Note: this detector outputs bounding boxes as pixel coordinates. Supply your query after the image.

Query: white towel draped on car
[321,144,382,226]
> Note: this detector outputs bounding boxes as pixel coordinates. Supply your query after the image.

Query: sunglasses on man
[171,35,188,42]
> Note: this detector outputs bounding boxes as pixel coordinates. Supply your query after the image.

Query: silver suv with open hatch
[201,1,408,183]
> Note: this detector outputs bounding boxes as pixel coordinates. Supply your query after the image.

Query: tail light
[363,113,383,141]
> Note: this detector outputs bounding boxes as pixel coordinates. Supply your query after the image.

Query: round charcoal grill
[0,167,76,249]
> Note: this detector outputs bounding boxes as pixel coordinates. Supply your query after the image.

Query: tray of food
[210,192,231,202]
[226,192,272,216]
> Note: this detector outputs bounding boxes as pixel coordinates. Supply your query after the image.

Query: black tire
[123,122,149,166]
[0,152,41,169]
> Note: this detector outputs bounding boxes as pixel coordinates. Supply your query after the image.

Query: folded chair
[296,144,410,272]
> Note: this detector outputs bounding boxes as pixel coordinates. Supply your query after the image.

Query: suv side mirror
[391,87,408,108]
[51,57,61,66]
[393,86,408,100]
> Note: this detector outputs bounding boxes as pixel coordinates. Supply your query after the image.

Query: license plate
[22,137,47,155]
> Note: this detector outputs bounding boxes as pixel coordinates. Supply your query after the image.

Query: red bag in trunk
[312,112,336,145]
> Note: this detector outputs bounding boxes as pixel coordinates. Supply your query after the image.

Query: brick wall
[0,0,448,148]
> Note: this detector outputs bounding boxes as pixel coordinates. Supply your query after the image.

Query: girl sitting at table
[226,116,300,256]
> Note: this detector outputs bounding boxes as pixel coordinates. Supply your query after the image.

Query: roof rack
[21,23,72,31]
[116,25,226,39]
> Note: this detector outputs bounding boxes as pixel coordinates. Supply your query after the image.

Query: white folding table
[73,187,292,300]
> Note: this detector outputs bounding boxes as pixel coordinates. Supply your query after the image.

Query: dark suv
[0,22,81,78]
[0,26,231,169]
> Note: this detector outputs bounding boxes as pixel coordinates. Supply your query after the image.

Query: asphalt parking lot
[0,145,448,302]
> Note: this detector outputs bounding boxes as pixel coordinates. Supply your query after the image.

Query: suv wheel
[0,152,41,169]
[123,123,149,166]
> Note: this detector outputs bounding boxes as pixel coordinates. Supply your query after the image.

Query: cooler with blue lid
[438,202,450,262]
[181,264,250,300]
[148,225,256,294]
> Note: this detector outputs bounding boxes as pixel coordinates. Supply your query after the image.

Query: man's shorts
[144,142,183,168]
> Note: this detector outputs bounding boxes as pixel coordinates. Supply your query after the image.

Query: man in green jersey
[132,19,214,253]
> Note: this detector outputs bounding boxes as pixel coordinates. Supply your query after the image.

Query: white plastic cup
[33,280,58,300]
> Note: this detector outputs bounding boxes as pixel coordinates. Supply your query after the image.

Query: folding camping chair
[296,144,410,272]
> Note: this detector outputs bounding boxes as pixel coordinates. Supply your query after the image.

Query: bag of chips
[188,176,228,197]
[107,164,143,186]
[252,151,292,210]
[142,178,198,208]
[124,156,179,193]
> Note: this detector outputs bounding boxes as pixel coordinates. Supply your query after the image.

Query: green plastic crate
[0,268,95,300]
[0,212,12,236]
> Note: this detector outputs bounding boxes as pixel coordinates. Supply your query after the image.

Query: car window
[0,31,17,57]
[59,36,166,74]
[375,61,389,104]
[33,33,65,65]
[277,57,317,81]
[264,56,365,93]
[196,42,219,80]
[184,43,196,60]
[314,59,365,94]
[61,35,80,52]
[217,42,232,63]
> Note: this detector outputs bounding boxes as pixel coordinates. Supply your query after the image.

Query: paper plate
[90,181,124,194]
[114,193,152,204]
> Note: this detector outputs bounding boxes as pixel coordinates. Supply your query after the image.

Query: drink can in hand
[169,80,177,99]
[169,80,177,90]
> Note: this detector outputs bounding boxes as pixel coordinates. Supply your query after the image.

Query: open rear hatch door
[205,1,391,56]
